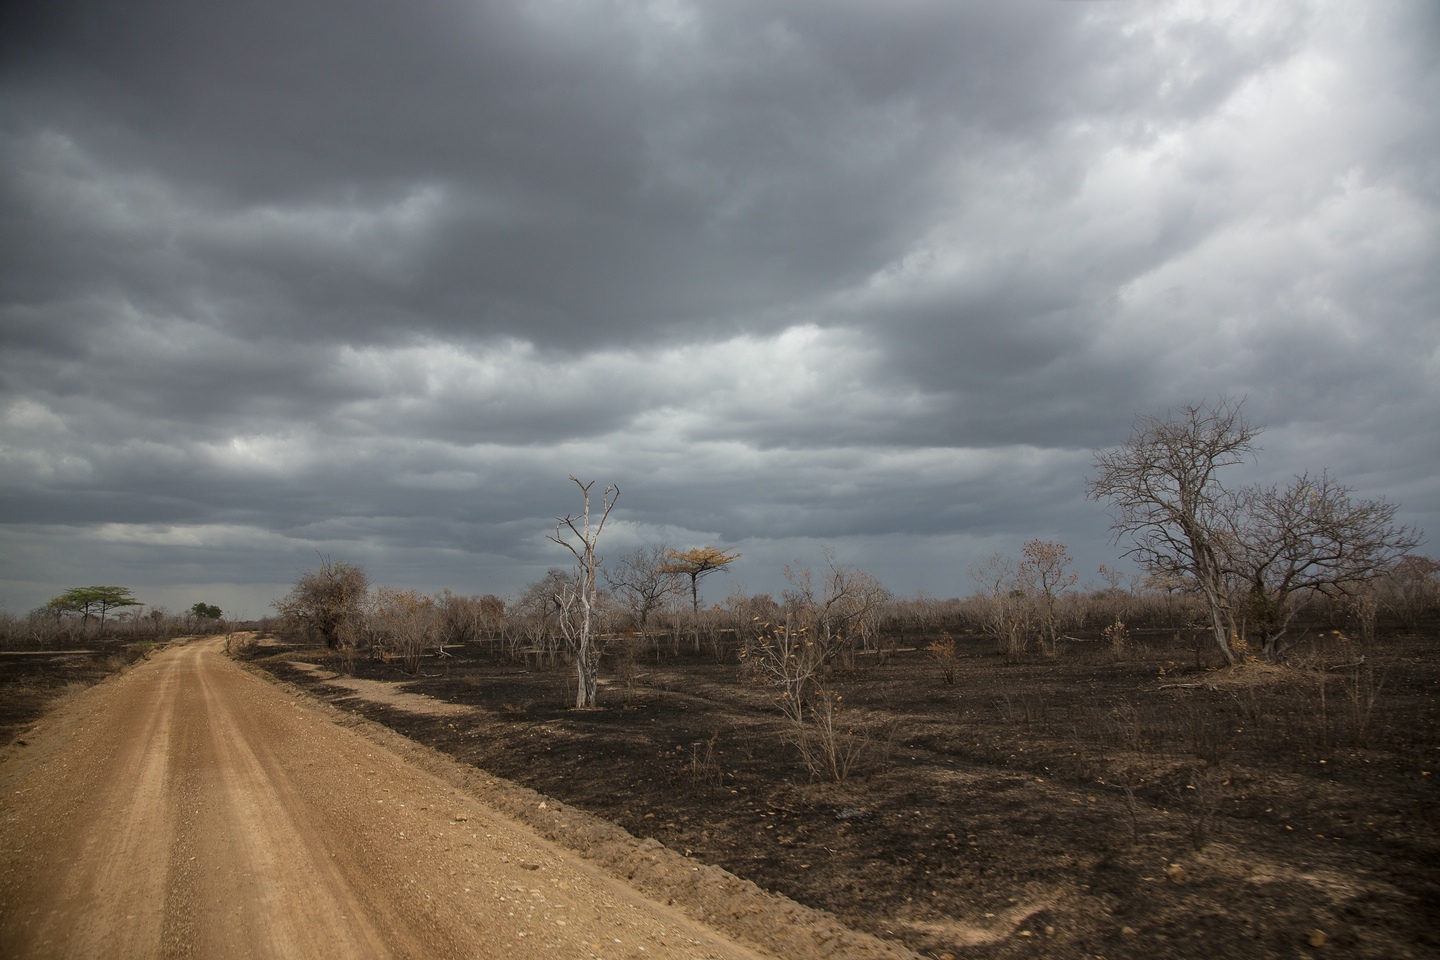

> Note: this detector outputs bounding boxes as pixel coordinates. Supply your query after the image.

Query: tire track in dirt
[162,642,396,957]
[3,639,859,960]
[4,641,180,956]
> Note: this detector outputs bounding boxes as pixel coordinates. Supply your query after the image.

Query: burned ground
[0,647,150,745]
[237,627,1440,960]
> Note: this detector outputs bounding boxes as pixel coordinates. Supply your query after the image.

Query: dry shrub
[1106,701,1146,752]
[1102,617,1130,660]
[927,633,960,684]
[796,689,872,783]
[686,732,725,788]
[1177,767,1229,851]
[1343,659,1386,748]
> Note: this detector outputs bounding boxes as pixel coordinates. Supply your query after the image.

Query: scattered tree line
[270,538,1433,706]
[267,399,1431,711]
[12,397,1425,695]
[1,588,229,648]
[267,530,1434,780]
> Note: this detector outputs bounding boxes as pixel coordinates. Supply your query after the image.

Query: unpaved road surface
[0,639,783,960]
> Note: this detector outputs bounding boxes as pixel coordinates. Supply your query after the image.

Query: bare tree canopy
[1227,472,1422,656]
[1087,397,1260,665]
[1089,397,1425,664]
[1017,540,1079,655]
[547,476,619,709]
[273,557,369,649]
[603,544,684,640]
[781,548,891,668]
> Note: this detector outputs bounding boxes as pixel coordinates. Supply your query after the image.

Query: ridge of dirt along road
[0,638,832,960]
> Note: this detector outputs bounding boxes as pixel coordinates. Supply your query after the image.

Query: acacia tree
[548,476,618,709]
[47,586,142,639]
[660,546,741,619]
[273,557,369,648]
[1087,398,1259,665]
[1226,472,1421,657]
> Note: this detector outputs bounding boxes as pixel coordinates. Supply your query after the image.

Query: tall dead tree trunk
[548,476,618,708]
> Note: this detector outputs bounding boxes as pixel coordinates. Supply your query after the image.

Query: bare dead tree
[512,569,572,668]
[603,544,684,648]
[369,587,440,675]
[548,476,619,709]
[273,556,370,649]
[1017,539,1079,656]
[1225,472,1421,657]
[1378,555,1439,629]
[967,551,1032,660]
[1088,398,1259,665]
[779,548,890,670]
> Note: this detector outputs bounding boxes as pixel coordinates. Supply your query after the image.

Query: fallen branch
[1321,657,1367,672]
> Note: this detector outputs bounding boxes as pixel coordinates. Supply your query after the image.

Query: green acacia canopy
[48,586,142,638]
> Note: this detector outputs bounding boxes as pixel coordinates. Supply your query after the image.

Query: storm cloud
[2,1,1436,617]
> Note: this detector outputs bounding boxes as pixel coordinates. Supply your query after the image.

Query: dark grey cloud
[2,1,1436,617]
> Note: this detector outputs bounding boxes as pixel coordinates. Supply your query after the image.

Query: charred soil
[113,630,1440,957]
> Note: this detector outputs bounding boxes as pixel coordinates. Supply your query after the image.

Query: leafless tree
[603,544,684,649]
[548,476,618,709]
[1225,472,1422,657]
[1377,555,1439,629]
[781,548,888,670]
[370,587,441,675]
[1017,539,1079,655]
[511,569,572,667]
[1088,398,1259,665]
[274,556,370,649]
[967,551,1032,660]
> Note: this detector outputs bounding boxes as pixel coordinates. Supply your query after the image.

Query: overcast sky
[2,1,1436,620]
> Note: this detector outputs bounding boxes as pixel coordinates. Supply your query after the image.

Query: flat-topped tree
[48,586,142,639]
[660,546,741,621]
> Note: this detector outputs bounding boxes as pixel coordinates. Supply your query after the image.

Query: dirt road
[0,639,779,960]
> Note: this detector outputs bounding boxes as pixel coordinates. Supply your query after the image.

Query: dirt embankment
[0,638,912,960]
